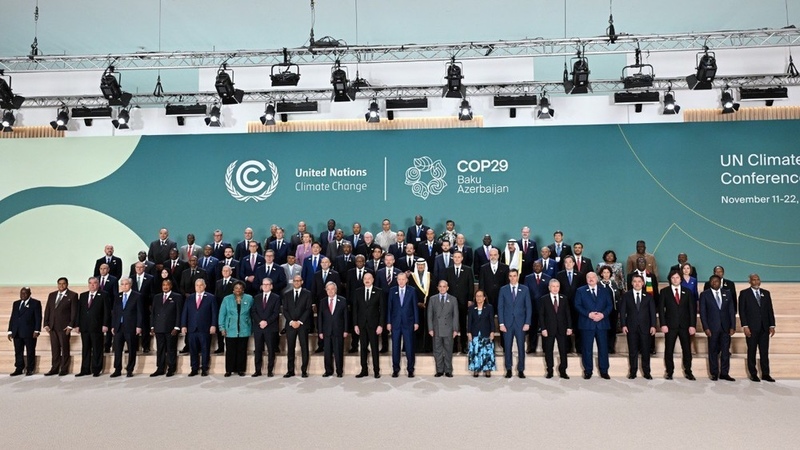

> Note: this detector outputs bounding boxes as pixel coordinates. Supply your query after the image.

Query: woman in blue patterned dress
[467,290,497,377]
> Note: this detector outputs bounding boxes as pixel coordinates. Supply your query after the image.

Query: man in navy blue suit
[239,240,265,295]
[301,242,324,289]
[739,273,776,382]
[198,245,219,288]
[255,249,287,294]
[575,272,613,379]
[7,287,42,376]
[97,263,119,353]
[406,214,430,244]
[110,278,143,378]
[699,275,737,381]
[498,269,531,378]
[210,229,232,260]
[251,278,281,377]
[268,227,290,265]
[181,279,218,376]
[524,260,551,354]
[386,272,419,378]
[234,227,262,262]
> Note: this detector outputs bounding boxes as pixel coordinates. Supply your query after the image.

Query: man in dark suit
[445,251,473,354]
[131,262,155,353]
[216,247,239,281]
[572,242,594,278]
[537,247,557,279]
[627,256,659,355]
[555,256,585,353]
[301,242,324,290]
[318,219,337,255]
[318,282,348,377]
[428,280,459,377]
[234,227,262,262]
[517,227,538,278]
[283,274,312,377]
[375,254,400,353]
[478,248,509,313]
[268,227,290,265]
[703,265,737,311]
[198,245,219,288]
[93,244,123,279]
[365,246,386,274]
[670,253,697,278]
[181,279,217,377]
[387,273,419,378]
[97,263,118,352]
[432,240,452,284]
[110,278,143,378]
[498,269,532,378]
[149,279,183,377]
[180,256,207,299]
[334,242,356,277]
[179,233,203,263]
[739,273,776,382]
[75,278,110,377]
[619,274,656,379]
[353,273,384,378]
[311,257,342,352]
[7,287,42,376]
[346,256,372,353]
[574,272,613,379]
[210,229,232,260]
[538,279,572,379]
[416,229,440,269]
[387,230,407,261]
[213,265,239,354]
[396,243,417,273]
[406,214,430,244]
[238,240,265,295]
[547,230,573,269]
[148,228,178,274]
[326,229,349,261]
[255,249,287,294]
[346,223,368,257]
[452,233,473,270]
[129,251,156,278]
[659,270,697,380]
[524,261,551,354]
[43,277,79,376]
[164,248,185,291]
[473,234,497,279]
[251,277,281,377]
[699,275,736,381]
[289,221,308,255]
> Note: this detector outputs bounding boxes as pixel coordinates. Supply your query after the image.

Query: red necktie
[536,275,541,285]
[163,294,168,305]
[88,293,94,308]
[188,246,192,258]
[523,241,528,253]
[674,289,680,304]
[329,298,334,313]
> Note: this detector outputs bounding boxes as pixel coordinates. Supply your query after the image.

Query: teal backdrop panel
[1,120,799,285]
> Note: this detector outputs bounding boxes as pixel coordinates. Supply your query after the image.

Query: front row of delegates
[7,271,777,381]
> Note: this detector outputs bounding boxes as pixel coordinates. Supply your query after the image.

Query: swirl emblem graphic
[225,160,279,202]
[404,156,447,200]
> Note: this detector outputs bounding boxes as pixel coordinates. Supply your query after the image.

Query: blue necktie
[121,293,128,323]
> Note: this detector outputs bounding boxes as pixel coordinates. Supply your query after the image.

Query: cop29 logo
[225,160,279,202]
[405,156,447,200]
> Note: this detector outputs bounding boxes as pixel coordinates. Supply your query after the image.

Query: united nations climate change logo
[405,156,447,200]
[225,160,279,202]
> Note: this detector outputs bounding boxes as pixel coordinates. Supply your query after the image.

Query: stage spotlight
[49,106,70,130]
[1,110,14,132]
[687,49,717,90]
[721,88,739,114]
[215,64,244,105]
[100,66,132,107]
[205,105,221,127]
[458,99,473,121]
[564,52,590,94]
[112,107,130,130]
[365,99,380,123]
[260,102,276,126]
[330,60,356,102]
[0,72,25,110]
[662,91,681,115]
[537,95,554,119]
[443,58,465,98]
[271,48,301,86]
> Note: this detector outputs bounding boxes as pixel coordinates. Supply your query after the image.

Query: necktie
[161,240,165,247]
[196,294,202,308]
[122,293,128,318]
[313,257,318,271]
[263,296,267,310]
[408,257,412,267]
[322,271,328,282]
[101,277,106,289]
[358,270,362,281]
[715,291,722,309]
[337,241,341,249]
[444,254,449,267]
[523,241,528,253]
[557,244,561,255]
[215,243,220,250]
[512,287,517,299]
[277,240,282,249]
[345,255,350,263]
[636,292,641,309]
[137,276,142,290]
[456,267,460,278]
[536,274,541,285]
[399,289,405,306]
[106,257,111,264]
[294,290,299,302]
[553,296,558,312]
[266,265,271,274]
[251,254,256,270]
[188,246,192,258]
[56,293,63,307]
[328,231,334,242]
[674,288,680,304]
[387,271,392,283]
[755,290,761,307]
[544,261,548,271]
[577,258,581,271]
[568,272,573,284]
[20,301,25,310]
[202,258,208,269]
[89,293,94,308]
[329,298,334,313]
[163,294,168,305]
[366,289,371,302]
[440,295,445,303]
[591,288,596,298]
[223,279,228,288]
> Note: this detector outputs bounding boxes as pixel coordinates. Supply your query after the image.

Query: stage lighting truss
[271,48,301,87]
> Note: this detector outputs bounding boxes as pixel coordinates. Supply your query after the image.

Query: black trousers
[745,329,771,377]
[285,326,309,374]
[664,328,692,375]
[542,333,568,373]
[323,332,345,375]
[112,331,137,373]
[607,309,619,353]
[225,337,249,373]
[154,332,178,373]
[358,328,380,374]
[707,331,732,377]
[80,331,104,375]
[140,303,152,351]
[253,328,278,373]
[626,328,651,376]
[13,337,36,371]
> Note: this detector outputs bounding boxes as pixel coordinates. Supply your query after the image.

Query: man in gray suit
[427,280,459,377]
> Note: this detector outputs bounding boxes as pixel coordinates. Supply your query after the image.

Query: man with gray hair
[110,277,143,378]
[318,281,348,377]
[428,280,459,377]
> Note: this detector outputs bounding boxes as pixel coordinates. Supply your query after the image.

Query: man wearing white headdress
[502,239,523,273]
[411,258,432,353]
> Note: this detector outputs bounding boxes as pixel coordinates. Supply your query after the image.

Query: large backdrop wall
[2,120,799,286]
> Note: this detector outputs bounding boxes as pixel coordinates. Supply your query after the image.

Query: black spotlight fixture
[365,99,380,123]
[564,51,590,94]
[443,58,465,98]
[215,64,244,105]
[205,104,222,127]
[1,110,15,132]
[100,66,132,107]
[0,71,25,110]
[458,99,473,121]
[721,87,740,114]
[260,102,276,126]
[537,94,554,119]
[687,48,717,90]
[330,60,356,102]
[50,106,70,130]
[271,48,301,87]
[112,107,131,130]
[662,90,681,115]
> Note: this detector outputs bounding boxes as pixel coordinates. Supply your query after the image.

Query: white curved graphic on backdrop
[0,205,147,286]
[0,136,141,203]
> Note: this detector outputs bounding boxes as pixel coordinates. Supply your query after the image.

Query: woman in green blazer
[219,281,254,376]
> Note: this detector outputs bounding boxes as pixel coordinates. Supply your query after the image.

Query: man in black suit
[7,287,42,376]
[659,270,697,380]
[572,242,593,278]
[238,240,265,295]
[334,242,356,277]
[128,251,156,278]
[619,274,656,379]
[234,227,262,262]
[517,227,538,278]
[396,243,417,273]
[75,277,110,377]
[319,281,348,377]
[416,228,440,269]
[213,265,238,354]
[353,273,384,378]
[346,223,368,257]
[131,262,155,353]
[432,240,452,284]
[452,233,473,270]
[346,255,371,353]
[627,256,659,355]
[739,273,776,382]
[148,228,178,274]
[318,219,337,255]
[251,278,281,377]
[210,229,232,260]
[538,279,572,379]
[524,260,551,354]
[366,246,386,274]
[149,279,183,377]
[547,230,572,270]
[325,228,348,261]
[43,277,79,376]
[180,256,207,298]
[699,275,736,381]
[446,250,474,354]
[255,249,287,294]
[703,265,737,310]
[181,279,218,377]
[407,214,430,244]
[97,263,118,352]
[289,221,308,255]
[268,227,290,266]
[478,248,509,313]
[216,247,239,280]
[93,244,123,279]
[311,257,342,352]
[555,255,585,353]
[283,275,312,377]
[110,278,143,378]
[670,253,697,278]
[473,234,497,279]
[164,248,185,291]
[387,230,407,260]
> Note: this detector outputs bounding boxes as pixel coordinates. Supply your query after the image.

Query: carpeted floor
[1,375,798,448]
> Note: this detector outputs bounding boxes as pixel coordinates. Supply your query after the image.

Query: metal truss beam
[2,28,799,72]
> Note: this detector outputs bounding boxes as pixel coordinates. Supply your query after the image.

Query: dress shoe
[749,375,761,382]
[348,348,358,354]
[505,370,513,379]
[710,375,718,381]
[337,373,343,378]
[485,372,492,378]
[59,371,68,376]
[600,373,610,380]
[322,372,332,377]
[356,372,368,378]
[664,373,673,380]
[143,349,151,354]
[25,371,33,376]
[301,372,308,378]
[92,373,102,377]
[474,372,480,378]
[379,349,389,354]
[188,370,198,377]
[45,370,59,376]
[643,374,652,380]
[180,347,189,354]
[314,347,323,354]
[283,372,295,378]
[518,371,526,379]
[10,369,24,376]
[391,371,399,378]
[110,371,122,378]
[201,370,209,376]
[252,371,262,377]
[408,371,415,378]
[762,375,775,382]
[224,372,232,377]
[126,372,133,378]
[545,371,553,379]
[526,349,535,354]
[445,373,453,378]
[150,371,165,377]
[374,373,381,379]
[267,371,274,377]
[214,349,224,354]
[583,372,592,380]
[719,374,735,382]
[166,372,175,377]
[627,374,636,380]
[238,372,245,377]
[434,372,443,377]
[685,373,696,381]
[560,372,570,380]
[650,350,657,356]
[75,372,89,377]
